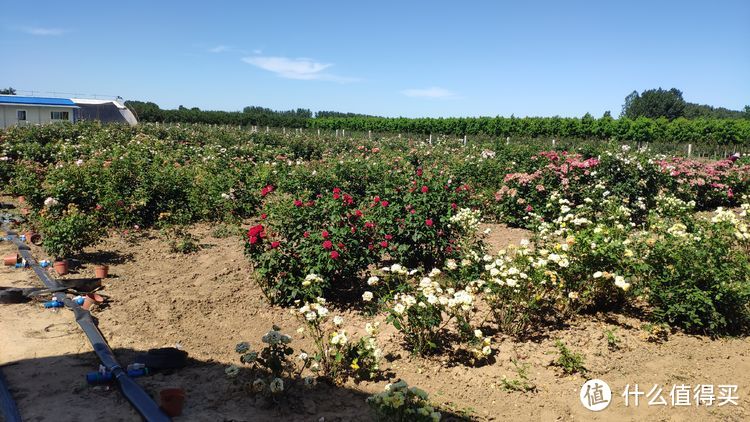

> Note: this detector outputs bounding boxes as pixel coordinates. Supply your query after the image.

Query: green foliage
[165,227,201,254]
[226,325,296,398]
[622,88,686,120]
[39,204,103,259]
[553,341,587,375]
[638,208,750,335]
[294,300,382,383]
[500,358,536,392]
[367,380,441,422]
[604,328,620,351]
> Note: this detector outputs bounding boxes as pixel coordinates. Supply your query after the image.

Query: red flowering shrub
[245,171,485,304]
[245,187,381,304]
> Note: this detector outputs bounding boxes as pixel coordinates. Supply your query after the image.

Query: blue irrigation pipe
[0,367,22,422]
[2,228,171,422]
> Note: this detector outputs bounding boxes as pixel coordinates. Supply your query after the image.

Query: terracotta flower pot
[3,254,19,266]
[53,260,69,276]
[94,265,109,279]
[29,233,43,246]
[82,293,104,310]
[159,388,185,417]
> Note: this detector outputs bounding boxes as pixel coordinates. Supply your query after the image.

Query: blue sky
[2,1,748,118]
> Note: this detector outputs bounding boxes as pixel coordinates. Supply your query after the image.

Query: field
[1,122,750,421]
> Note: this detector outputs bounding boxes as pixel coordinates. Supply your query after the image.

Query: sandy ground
[1,208,750,421]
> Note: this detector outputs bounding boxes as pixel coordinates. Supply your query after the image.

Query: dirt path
[1,221,749,421]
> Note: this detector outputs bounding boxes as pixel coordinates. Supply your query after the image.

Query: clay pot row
[51,261,109,278]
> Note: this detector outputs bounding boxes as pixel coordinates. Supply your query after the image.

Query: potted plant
[40,205,103,276]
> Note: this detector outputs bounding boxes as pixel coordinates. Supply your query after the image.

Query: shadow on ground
[1,345,470,421]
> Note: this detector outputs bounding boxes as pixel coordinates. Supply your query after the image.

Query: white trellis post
[429,133,433,145]
[317,128,320,137]
[368,130,372,140]
[463,134,467,146]
[266,126,269,133]
[687,143,692,157]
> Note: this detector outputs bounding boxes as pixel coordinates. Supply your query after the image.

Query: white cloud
[242,55,357,82]
[209,45,230,53]
[401,87,456,99]
[252,49,263,54]
[16,26,66,36]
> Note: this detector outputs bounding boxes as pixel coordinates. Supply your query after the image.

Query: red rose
[351,227,356,233]
[416,168,423,177]
[249,236,258,244]
[343,194,353,205]
[270,241,280,249]
[330,251,340,259]
[303,231,310,238]
[337,242,345,249]
[385,234,393,240]
[410,209,416,214]
[333,187,341,195]
[373,196,381,203]
[322,240,333,249]
[248,224,265,238]
[355,209,363,217]
[451,203,457,210]
[421,186,429,193]
[294,199,303,207]
[381,200,389,207]
[365,221,375,229]
[261,213,268,219]
[380,241,388,248]
[425,219,434,227]
[261,185,274,197]
[333,193,341,200]
[322,230,329,239]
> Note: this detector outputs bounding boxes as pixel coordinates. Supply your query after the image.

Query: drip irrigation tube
[2,228,171,422]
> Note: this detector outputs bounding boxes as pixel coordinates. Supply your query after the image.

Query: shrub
[39,204,103,259]
[638,207,750,335]
[367,380,441,422]
[227,325,296,400]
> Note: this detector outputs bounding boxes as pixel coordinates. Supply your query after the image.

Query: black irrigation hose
[2,228,171,422]
[0,367,22,422]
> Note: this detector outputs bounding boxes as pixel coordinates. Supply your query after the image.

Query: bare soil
[1,209,749,421]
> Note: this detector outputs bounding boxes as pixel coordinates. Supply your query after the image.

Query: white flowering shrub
[380,266,487,356]
[226,325,296,401]
[636,201,750,334]
[295,298,382,382]
[367,380,441,422]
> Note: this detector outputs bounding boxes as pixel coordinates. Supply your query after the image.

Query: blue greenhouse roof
[0,95,78,107]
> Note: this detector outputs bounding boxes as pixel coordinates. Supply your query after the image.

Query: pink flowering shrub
[655,157,750,209]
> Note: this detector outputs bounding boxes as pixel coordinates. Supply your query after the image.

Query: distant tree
[602,110,612,118]
[622,88,686,120]
[0,87,16,95]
